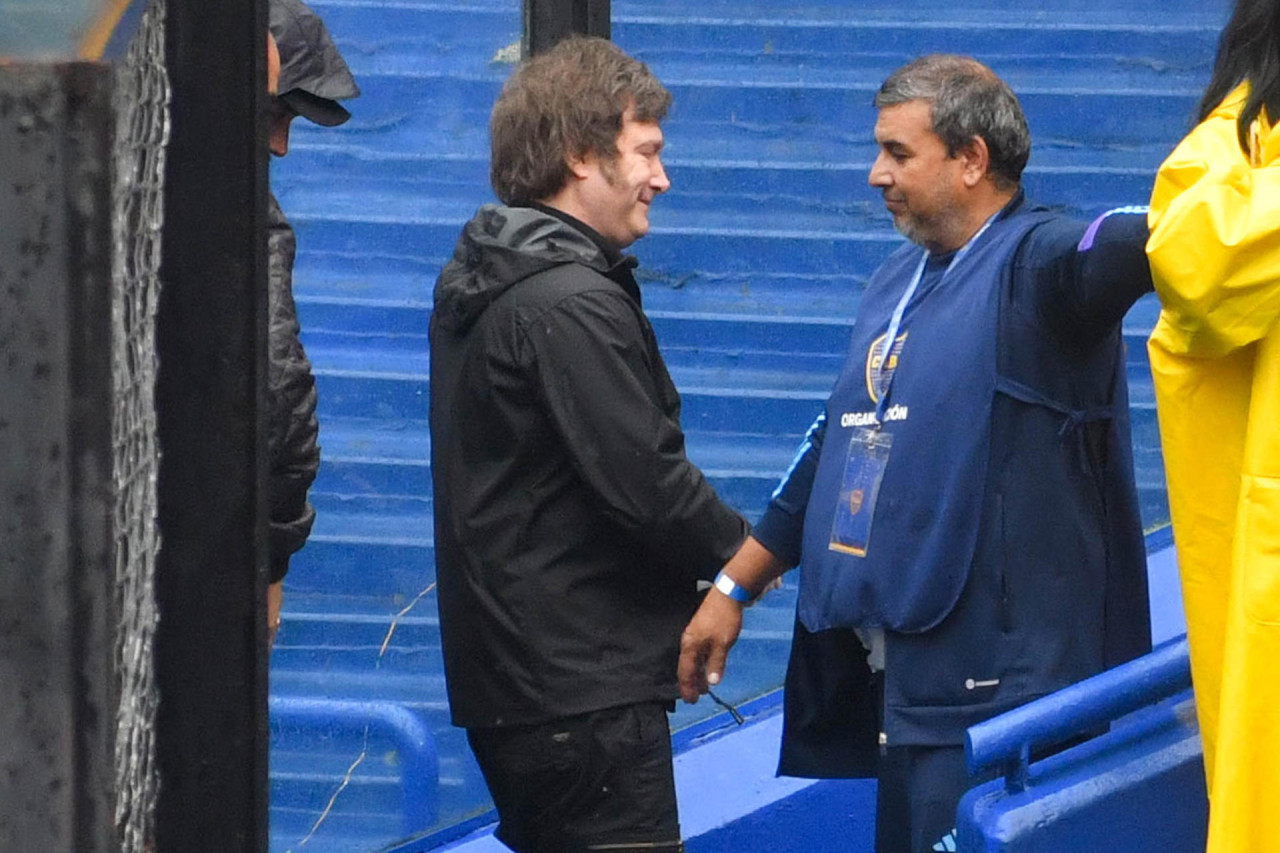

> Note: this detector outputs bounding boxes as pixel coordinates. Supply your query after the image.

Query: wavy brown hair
[490,36,671,205]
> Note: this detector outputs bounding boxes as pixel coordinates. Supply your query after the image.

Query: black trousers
[467,702,684,853]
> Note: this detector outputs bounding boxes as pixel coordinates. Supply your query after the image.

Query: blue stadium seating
[266,1,1228,850]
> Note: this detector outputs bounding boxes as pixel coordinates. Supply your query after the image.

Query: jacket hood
[433,205,616,332]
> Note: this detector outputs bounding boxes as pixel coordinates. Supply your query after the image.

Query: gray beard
[892,213,929,247]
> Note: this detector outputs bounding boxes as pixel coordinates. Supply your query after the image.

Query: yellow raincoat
[1147,84,1280,853]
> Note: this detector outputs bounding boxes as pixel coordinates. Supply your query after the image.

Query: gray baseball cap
[269,0,360,127]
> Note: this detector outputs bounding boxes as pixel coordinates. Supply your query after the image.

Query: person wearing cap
[263,0,359,644]
[269,0,360,152]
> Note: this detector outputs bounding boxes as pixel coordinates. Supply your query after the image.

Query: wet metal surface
[0,62,117,853]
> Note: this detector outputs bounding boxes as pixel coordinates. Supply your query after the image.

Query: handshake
[680,537,788,705]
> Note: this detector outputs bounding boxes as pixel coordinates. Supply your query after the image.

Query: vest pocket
[997,492,1013,634]
[1241,475,1280,626]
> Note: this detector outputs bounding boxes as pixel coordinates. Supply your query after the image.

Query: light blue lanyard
[873,216,997,425]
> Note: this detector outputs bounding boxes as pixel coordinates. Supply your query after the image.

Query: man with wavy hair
[430,36,748,853]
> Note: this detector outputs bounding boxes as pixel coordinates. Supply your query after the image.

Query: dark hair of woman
[1197,0,1280,152]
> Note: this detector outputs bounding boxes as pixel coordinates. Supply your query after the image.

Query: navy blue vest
[797,209,1055,634]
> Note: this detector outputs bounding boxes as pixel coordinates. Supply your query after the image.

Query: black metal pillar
[0,62,117,852]
[155,0,270,849]
[524,0,611,55]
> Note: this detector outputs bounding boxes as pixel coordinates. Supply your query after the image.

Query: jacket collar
[528,203,642,304]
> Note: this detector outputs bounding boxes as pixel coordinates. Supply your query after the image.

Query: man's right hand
[678,589,745,703]
[679,535,788,703]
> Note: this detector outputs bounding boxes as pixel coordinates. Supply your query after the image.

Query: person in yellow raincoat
[1146,0,1280,849]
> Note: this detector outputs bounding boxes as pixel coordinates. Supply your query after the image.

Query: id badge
[828,427,893,557]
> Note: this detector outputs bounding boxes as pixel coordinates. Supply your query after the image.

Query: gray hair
[875,55,1030,190]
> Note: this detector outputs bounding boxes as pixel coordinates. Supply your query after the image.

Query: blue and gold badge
[865,331,907,404]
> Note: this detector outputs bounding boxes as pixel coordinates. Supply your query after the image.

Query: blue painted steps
[266,0,1225,848]
[269,587,800,851]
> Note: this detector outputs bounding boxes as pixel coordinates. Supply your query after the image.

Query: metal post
[524,0,611,56]
[154,0,270,849]
[0,62,117,853]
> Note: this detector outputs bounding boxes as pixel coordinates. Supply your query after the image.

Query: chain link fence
[110,2,169,848]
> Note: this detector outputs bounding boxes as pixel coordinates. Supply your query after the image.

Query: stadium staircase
[266,1,1227,850]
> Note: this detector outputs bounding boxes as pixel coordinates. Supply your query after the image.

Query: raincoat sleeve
[1147,92,1280,358]
[526,288,748,579]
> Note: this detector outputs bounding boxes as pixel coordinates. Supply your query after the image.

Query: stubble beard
[891,188,966,254]
[893,211,928,247]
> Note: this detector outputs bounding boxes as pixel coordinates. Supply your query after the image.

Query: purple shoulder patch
[1078,206,1149,252]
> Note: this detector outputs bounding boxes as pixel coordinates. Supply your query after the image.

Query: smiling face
[868,99,971,252]
[568,108,671,249]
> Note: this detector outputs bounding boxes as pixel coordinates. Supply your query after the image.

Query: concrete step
[289,513,436,599]
[278,162,1163,242]
[305,334,849,390]
[275,162,1160,245]
[313,359,830,428]
[617,23,1218,70]
[296,288,1160,351]
[291,259,1156,325]
[289,215,902,286]
[309,414,824,512]
[276,133,1178,189]
[273,602,799,678]
[298,300,861,357]
[609,0,1228,25]
[316,8,1221,83]
[291,265,871,319]
[280,71,1202,159]
[270,751,413,821]
[307,0,1228,76]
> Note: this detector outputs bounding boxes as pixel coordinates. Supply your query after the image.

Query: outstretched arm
[1019,208,1153,349]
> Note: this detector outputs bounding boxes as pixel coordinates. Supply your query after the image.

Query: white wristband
[713,571,754,604]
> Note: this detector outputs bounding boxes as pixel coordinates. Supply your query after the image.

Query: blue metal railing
[270,695,440,834]
[966,637,1191,793]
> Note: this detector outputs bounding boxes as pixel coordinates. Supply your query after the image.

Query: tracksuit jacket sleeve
[1016,210,1154,347]
[751,410,827,567]
[525,289,748,578]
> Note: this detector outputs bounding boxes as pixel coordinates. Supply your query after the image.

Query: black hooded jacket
[429,205,748,728]
[267,194,320,582]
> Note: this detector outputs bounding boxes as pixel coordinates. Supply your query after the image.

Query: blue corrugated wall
[266,2,1228,850]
